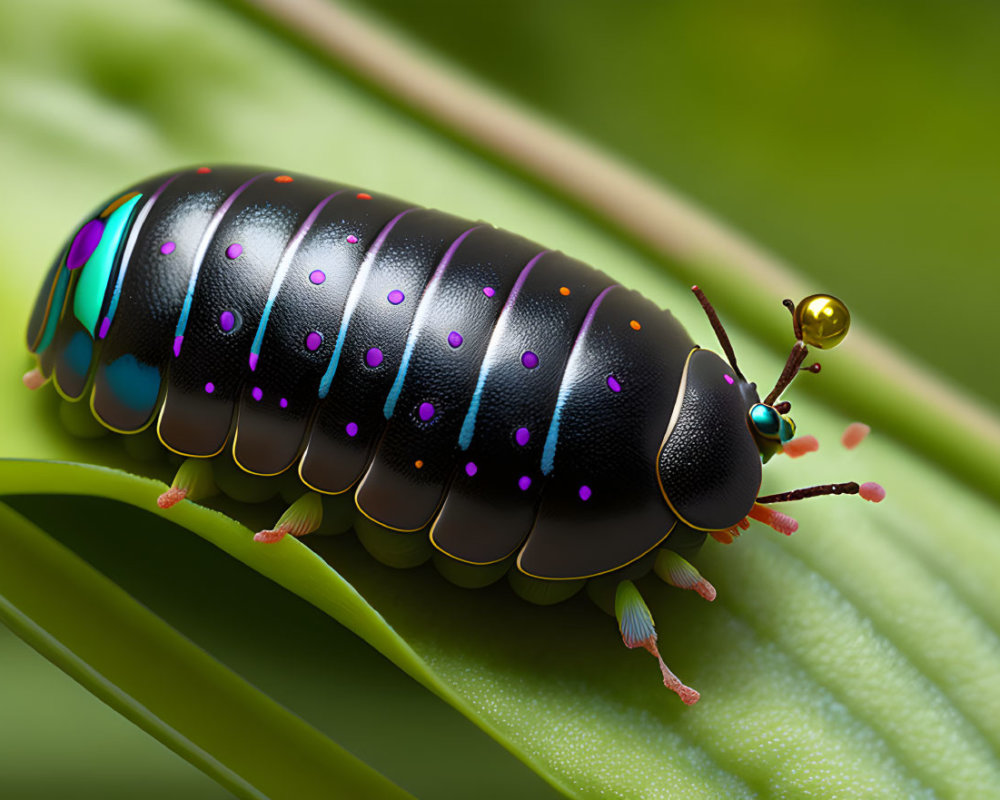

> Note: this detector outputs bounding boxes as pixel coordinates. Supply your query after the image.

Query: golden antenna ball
[794,294,851,349]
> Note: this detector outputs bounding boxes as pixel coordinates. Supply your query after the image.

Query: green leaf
[0,497,413,800]
[1,0,999,798]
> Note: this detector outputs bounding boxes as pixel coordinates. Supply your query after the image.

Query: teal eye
[749,403,780,437]
[778,415,796,443]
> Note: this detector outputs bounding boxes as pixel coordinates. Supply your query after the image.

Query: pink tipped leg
[748,503,799,535]
[157,458,215,511]
[22,368,46,390]
[654,550,717,601]
[860,482,886,502]
[842,422,871,449]
[254,492,323,544]
[615,580,700,705]
[157,487,188,509]
[782,435,819,458]
[254,527,290,544]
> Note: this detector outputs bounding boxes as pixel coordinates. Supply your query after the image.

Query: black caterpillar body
[27,166,767,583]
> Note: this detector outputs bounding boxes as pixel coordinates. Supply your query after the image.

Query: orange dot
[196,167,212,174]
[414,459,424,469]
[630,320,641,330]
[559,286,571,296]
[274,175,294,183]
[357,192,372,200]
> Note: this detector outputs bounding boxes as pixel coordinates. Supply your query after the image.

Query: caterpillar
[24,166,884,704]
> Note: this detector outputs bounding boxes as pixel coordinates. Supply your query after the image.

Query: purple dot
[579,485,592,501]
[345,421,358,437]
[483,286,495,297]
[515,427,530,446]
[387,289,405,305]
[518,475,532,491]
[204,382,215,394]
[346,234,358,244]
[251,386,263,402]
[607,375,622,393]
[160,241,176,255]
[66,219,104,270]
[365,347,383,368]
[98,317,111,339]
[724,374,735,385]
[418,401,435,421]
[309,270,326,285]
[219,311,235,332]
[305,331,323,351]
[465,462,477,477]
[447,331,463,348]
[225,243,243,260]
[521,351,539,369]
[279,398,288,409]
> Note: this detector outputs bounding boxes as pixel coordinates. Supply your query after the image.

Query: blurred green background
[1,0,998,797]
[357,0,1000,406]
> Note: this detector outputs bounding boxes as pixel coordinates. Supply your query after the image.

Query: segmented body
[29,166,720,581]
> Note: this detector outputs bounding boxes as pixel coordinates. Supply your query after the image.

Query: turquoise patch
[64,331,94,376]
[73,194,143,335]
[36,268,70,354]
[104,354,161,412]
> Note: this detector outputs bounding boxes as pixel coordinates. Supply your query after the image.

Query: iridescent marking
[540,285,618,475]
[249,192,342,370]
[458,250,548,450]
[382,226,480,418]
[74,194,144,336]
[518,475,532,491]
[225,243,243,260]
[252,386,263,401]
[205,382,215,393]
[318,208,415,398]
[346,421,359,437]
[579,485,592,501]
[37,269,70,353]
[102,173,180,338]
[465,462,477,477]
[174,174,264,357]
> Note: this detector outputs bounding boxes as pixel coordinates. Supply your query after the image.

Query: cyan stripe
[103,173,180,336]
[540,285,618,475]
[457,250,548,450]
[318,208,415,399]
[174,174,264,355]
[249,191,342,368]
[383,226,479,418]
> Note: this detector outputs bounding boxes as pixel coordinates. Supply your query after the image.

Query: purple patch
[447,331,463,348]
[305,331,323,351]
[518,475,532,491]
[66,219,104,270]
[579,485,592,501]
[279,398,288,409]
[521,351,539,369]
[345,421,358,437]
[172,335,183,357]
[98,317,111,339]
[607,375,622,392]
[219,311,235,332]
[387,289,405,305]
[483,286,495,297]
[465,462,477,477]
[204,382,215,394]
[724,374,735,385]
[346,234,358,244]
[309,270,326,285]
[225,243,243,260]
[251,386,263,401]
[418,401,435,421]
[160,241,176,255]
[365,347,383,367]
[515,427,530,446]
[248,352,259,371]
